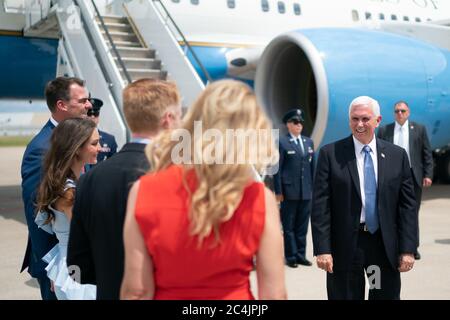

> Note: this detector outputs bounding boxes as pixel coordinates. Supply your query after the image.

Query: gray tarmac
[1,146,449,300]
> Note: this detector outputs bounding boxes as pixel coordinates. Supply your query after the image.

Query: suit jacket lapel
[408,122,415,156]
[376,138,386,192]
[345,136,361,202]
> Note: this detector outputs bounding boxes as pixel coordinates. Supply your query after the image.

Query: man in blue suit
[86,96,117,165]
[274,108,315,268]
[20,77,92,299]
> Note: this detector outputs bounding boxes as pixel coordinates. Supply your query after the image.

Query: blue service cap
[282,108,304,124]
[89,97,103,111]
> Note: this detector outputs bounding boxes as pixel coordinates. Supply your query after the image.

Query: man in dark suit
[274,108,315,268]
[311,96,417,300]
[20,77,92,300]
[85,96,117,167]
[377,101,433,260]
[67,79,181,299]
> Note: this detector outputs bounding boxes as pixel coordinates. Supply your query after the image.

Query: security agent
[377,101,433,260]
[274,108,315,268]
[87,97,118,164]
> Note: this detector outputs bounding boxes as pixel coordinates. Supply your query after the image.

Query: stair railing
[152,0,212,83]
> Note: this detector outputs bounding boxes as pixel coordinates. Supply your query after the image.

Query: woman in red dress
[120,80,286,300]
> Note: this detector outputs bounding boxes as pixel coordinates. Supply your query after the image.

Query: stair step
[107,40,142,48]
[96,15,127,24]
[102,31,138,43]
[119,68,167,81]
[114,57,162,69]
[97,22,132,33]
[113,47,155,59]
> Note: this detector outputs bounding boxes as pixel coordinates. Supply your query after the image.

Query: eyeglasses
[87,109,100,117]
[394,109,408,114]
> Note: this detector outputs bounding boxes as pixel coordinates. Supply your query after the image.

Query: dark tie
[363,145,379,233]
[297,138,304,155]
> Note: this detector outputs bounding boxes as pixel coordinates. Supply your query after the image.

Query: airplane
[1,0,450,182]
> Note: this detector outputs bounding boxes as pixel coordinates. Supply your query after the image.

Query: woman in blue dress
[35,118,101,300]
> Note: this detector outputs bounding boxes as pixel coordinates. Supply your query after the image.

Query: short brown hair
[123,79,180,133]
[45,77,85,112]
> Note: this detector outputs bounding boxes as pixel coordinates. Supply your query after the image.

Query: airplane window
[379,13,385,20]
[391,14,397,21]
[191,0,199,5]
[351,10,359,22]
[227,0,235,9]
[365,12,372,20]
[278,1,286,14]
[261,0,269,12]
[415,17,421,22]
[403,16,409,21]
[171,0,180,3]
[293,3,301,15]
[427,18,432,22]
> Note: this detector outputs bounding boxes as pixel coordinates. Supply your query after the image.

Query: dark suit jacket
[377,121,433,186]
[97,129,117,163]
[274,133,315,200]
[67,142,149,300]
[311,136,417,271]
[20,120,58,277]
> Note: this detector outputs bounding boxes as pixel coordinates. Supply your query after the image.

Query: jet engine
[255,28,450,157]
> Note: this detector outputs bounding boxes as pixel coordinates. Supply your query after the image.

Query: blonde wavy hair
[146,79,278,245]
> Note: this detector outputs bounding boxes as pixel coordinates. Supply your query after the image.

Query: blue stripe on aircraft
[184,45,255,87]
[184,45,229,82]
[0,37,249,101]
[0,36,58,98]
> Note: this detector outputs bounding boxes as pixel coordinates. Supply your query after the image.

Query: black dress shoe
[286,261,298,268]
[297,257,313,266]
[414,251,421,260]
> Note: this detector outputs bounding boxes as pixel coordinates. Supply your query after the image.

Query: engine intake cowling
[255,28,450,149]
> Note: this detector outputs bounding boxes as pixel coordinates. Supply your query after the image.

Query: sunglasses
[395,109,408,114]
[87,109,100,117]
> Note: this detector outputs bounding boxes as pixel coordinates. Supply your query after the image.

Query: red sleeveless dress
[134,165,266,300]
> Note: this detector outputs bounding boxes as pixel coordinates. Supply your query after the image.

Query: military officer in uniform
[274,108,315,268]
[87,96,118,165]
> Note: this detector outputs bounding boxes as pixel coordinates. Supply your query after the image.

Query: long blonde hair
[147,80,278,244]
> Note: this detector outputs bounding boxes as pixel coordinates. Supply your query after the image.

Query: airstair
[96,14,167,82]
[22,0,206,147]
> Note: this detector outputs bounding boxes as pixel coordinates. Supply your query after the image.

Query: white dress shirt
[50,116,59,127]
[353,136,378,224]
[130,137,151,145]
[394,120,410,165]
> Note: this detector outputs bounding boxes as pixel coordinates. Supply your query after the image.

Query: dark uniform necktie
[297,138,304,155]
